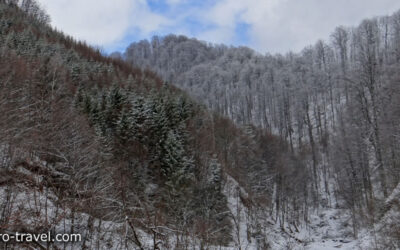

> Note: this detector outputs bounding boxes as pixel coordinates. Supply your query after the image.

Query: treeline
[124,10,400,247]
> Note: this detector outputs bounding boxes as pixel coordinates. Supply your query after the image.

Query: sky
[36,0,400,55]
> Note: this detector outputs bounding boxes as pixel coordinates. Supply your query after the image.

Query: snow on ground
[223,175,259,250]
[0,158,158,249]
[0,154,390,249]
[220,170,379,250]
[297,208,359,250]
[291,173,372,250]
[261,204,368,250]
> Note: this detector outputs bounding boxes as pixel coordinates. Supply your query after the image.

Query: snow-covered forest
[122,10,400,249]
[0,0,399,249]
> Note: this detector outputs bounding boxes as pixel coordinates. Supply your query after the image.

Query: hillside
[123,9,400,250]
[0,1,298,249]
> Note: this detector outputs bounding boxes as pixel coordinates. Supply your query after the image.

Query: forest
[122,8,400,249]
[0,0,399,249]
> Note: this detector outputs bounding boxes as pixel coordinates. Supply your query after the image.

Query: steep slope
[0,1,315,249]
[123,10,400,250]
[0,2,273,249]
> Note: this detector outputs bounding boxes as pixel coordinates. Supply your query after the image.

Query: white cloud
[37,0,169,47]
[36,0,400,54]
[130,1,171,35]
[200,0,400,54]
[249,0,400,53]
[198,27,234,45]
[194,0,283,49]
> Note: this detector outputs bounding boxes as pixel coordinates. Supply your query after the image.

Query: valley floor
[222,174,378,250]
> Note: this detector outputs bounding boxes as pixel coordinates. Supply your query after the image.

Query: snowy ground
[223,176,258,250]
[221,173,378,250]
[297,208,359,250]
[0,155,390,249]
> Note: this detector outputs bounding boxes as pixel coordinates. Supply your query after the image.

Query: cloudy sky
[36,0,400,54]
